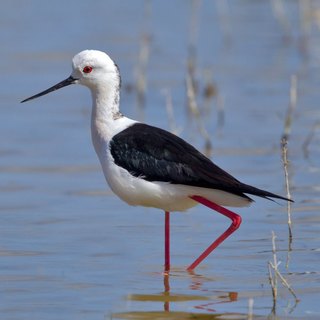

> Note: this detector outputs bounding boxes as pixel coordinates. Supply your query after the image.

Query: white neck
[91,82,120,120]
[90,78,121,154]
[89,72,137,162]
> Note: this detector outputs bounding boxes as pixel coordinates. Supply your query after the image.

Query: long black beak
[21,75,77,103]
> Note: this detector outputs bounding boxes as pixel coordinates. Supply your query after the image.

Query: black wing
[110,123,290,202]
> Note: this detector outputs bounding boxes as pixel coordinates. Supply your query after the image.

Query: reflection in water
[188,270,238,313]
[112,271,248,319]
[163,272,170,312]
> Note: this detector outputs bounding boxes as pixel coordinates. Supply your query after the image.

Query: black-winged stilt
[21,50,292,272]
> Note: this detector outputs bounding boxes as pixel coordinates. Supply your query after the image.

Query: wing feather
[110,123,291,202]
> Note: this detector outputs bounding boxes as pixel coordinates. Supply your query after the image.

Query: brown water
[1,1,320,319]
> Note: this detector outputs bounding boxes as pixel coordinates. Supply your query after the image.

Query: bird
[21,50,292,272]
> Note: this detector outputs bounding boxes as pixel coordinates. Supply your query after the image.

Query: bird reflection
[116,270,241,318]
[162,270,238,313]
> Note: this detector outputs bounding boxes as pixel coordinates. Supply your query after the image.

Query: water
[1,0,320,319]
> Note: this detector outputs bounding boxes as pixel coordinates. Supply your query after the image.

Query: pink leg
[164,211,170,273]
[187,195,242,271]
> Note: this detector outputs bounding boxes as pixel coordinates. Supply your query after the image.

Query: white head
[71,50,120,90]
[21,50,121,103]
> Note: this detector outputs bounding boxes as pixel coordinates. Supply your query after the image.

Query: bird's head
[21,50,120,103]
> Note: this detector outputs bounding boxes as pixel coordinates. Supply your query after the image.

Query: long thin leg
[164,211,170,273]
[187,195,242,271]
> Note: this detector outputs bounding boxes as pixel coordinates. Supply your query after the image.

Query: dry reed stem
[268,231,278,305]
[162,89,181,136]
[186,72,212,157]
[202,69,217,114]
[281,138,293,249]
[268,262,277,315]
[216,94,225,135]
[281,75,296,268]
[186,0,200,118]
[282,75,297,141]
[135,0,151,119]
[185,38,212,155]
[271,0,292,41]
[274,268,299,302]
[186,71,200,117]
[268,231,299,311]
[248,298,254,320]
[185,0,213,156]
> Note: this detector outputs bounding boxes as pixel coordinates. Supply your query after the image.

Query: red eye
[83,66,93,74]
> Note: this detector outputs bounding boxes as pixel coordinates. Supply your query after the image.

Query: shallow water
[1,1,320,319]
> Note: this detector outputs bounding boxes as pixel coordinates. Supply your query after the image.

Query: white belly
[99,149,251,212]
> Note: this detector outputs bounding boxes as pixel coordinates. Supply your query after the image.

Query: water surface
[1,1,320,319]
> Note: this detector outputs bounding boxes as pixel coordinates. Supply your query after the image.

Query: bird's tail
[240,183,293,202]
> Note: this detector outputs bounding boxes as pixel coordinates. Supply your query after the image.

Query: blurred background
[1,1,320,319]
